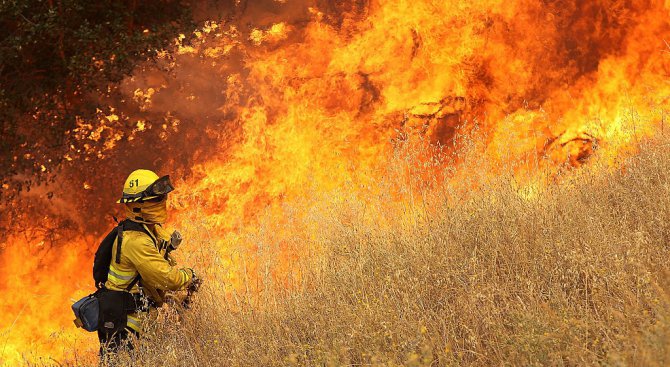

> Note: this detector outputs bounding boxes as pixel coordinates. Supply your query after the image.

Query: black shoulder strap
[123,220,156,242]
[115,223,124,264]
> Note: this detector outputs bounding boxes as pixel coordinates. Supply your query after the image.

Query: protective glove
[187,268,203,293]
[181,269,202,309]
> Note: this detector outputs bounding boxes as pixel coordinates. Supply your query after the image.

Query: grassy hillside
[87,137,670,366]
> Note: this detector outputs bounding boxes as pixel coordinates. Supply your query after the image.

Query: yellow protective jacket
[105,222,192,332]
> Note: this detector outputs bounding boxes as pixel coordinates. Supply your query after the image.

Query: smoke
[40,0,376,234]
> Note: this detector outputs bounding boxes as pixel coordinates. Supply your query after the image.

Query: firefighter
[97,169,199,355]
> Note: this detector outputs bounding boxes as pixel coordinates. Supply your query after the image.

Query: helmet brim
[117,194,161,204]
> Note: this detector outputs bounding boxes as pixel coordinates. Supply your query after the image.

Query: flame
[1,0,669,363]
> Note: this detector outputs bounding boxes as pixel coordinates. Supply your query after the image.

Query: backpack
[92,219,154,289]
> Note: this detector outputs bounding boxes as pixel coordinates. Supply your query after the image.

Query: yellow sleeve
[124,234,192,291]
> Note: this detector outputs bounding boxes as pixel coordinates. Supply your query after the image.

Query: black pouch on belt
[98,289,131,336]
[98,288,142,336]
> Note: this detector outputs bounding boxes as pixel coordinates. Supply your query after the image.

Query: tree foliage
[0,0,193,194]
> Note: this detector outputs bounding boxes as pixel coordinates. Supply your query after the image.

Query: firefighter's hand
[187,269,202,293]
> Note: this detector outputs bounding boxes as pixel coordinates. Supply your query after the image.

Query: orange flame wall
[1,0,669,363]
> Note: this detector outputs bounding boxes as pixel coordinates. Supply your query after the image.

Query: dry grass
[69,135,670,366]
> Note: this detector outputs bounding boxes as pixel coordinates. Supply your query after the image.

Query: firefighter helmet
[118,169,174,203]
